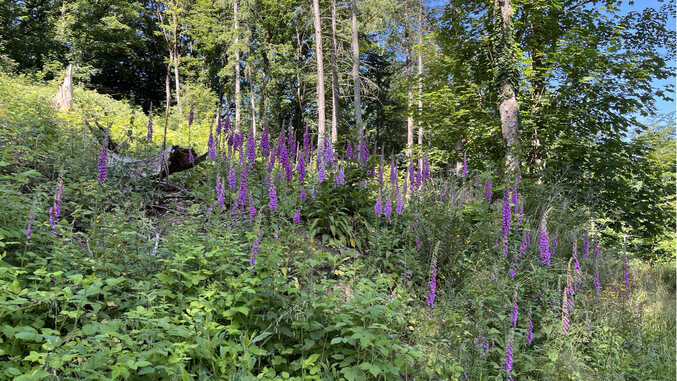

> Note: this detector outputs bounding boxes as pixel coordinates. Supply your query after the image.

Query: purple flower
[505,338,513,376]
[346,142,353,159]
[511,185,518,215]
[303,125,310,159]
[415,166,422,189]
[208,130,216,161]
[246,129,256,167]
[248,195,257,220]
[97,144,108,185]
[462,153,468,177]
[318,160,326,183]
[510,295,518,328]
[300,186,306,201]
[573,244,581,288]
[261,126,270,158]
[390,157,397,186]
[594,262,600,297]
[26,212,34,240]
[228,165,236,190]
[416,235,421,252]
[224,113,231,132]
[293,210,301,224]
[517,204,523,225]
[216,176,225,209]
[502,189,511,239]
[250,239,260,267]
[539,226,551,266]
[146,114,153,142]
[509,264,516,278]
[396,190,403,215]
[384,195,392,217]
[268,181,277,211]
[422,154,430,182]
[216,113,222,135]
[336,164,345,185]
[426,258,437,308]
[189,149,195,164]
[238,165,248,212]
[374,192,383,217]
[527,314,533,344]
[484,179,492,202]
[519,231,528,258]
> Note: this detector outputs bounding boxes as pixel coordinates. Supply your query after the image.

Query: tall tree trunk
[248,65,256,137]
[417,0,423,168]
[295,30,305,128]
[234,0,241,132]
[494,0,520,172]
[405,2,414,159]
[330,0,340,144]
[171,11,181,115]
[165,62,171,126]
[351,0,362,138]
[312,0,326,147]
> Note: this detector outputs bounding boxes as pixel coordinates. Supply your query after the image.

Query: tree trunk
[296,31,305,128]
[494,0,520,172]
[312,0,326,147]
[405,2,414,159]
[330,0,340,144]
[248,65,257,137]
[172,11,181,115]
[351,0,362,138]
[417,0,424,168]
[51,64,73,111]
[234,0,241,132]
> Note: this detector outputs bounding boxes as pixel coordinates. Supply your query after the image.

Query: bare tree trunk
[405,2,414,159]
[171,11,181,115]
[296,30,305,128]
[330,0,340,144]
[248,65,256,138]
[164,63,171,151]
[417,0,424,168]
[312,0,326,147]
[51,64,73,111]
[234,0,241,132]
[494,0,519,171]
[351,0,362,138]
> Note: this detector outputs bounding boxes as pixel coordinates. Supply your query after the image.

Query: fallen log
[85,120,207,178]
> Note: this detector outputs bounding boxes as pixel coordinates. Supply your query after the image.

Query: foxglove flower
[346,141,353,160]
[228,165,236,190]
[296,152,306,183]
[390,157,397,186]
[268,181,277,211]
[539,226,551,266]
[510,295,518,328]
[26,212,34,240]
[188,104,194,126]
[462,153,468,177]
[97,144,108,185]
[250,239,260,267]
[246,129,256,167]
[502,189,511,239]
[384,195,392,217]
[505,338,513,380]
[593,260,600,297]
[484,179,492,202]
[416,235,421,252]
[147,114,153,142]
[293,210,301,224]
[248,195,257,220]
[396,190,403,215]
[415,166,422,189]
[224,113,231,133]
[238,165,248,212]
[527,313,533,344]
[189,149,195,164]
[216,113,222,135]
[216,176,225,209]
[573,244,581,289]
[261,126,270,158]
[374,192,383,217]
[336,164,345,185]
[426,258,437,307]
[300,186,306,201]
[208,130,216,161]
[511,185,518,215]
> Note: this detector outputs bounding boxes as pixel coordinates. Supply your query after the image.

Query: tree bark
[312,0,326,147]
[417,0,424,168]
[405,1,414,159]
[172,10,181,115]
[234,0,241,132]
[248,65,257,138]
[330,0,340,144]
[351,0,362,138]
[51,64,73,111]
[494,0,520,172]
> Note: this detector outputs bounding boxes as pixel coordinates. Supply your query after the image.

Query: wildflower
[384,195,392,217]
[246,129,256,167]
[573,244,581,289]
[408,160,415,190]
[511,185,518,215]
[336,164,345,185]
[189,149,195,164]
[250,239,260,267]
[415,166,422,189]
[237,165,248,212]
[509,264,516,278]
[224,113,231,132]
[517,204,523,225]
[505,338,514,380]
[300,186,306,201]
[296,152,306,183]
[208,130,216,161]
[422,153,430,182]
[318,159,326,183]
[261,125,270,158]
[215,176,225,209]
[396,190,403,215]
[416,235,421,252]
[374,192,383,217]
[216,113,222,135]
[227,165,236,190]
[26,212,34,240]
[510,295,518,328]
[502,188,511,239]
[147,113,153,142]
[426,258,437,308]
[485,178,492,202]
[594,261,600,297]
[248,195,257,220]
[97,144,108,185]
[462,153,468,177]
[346,141,353,160]
[303,125,310,159]
[519,230,528,258]
[293,210,301,224]
[539,225,551,266]
[390,157,397,186]
[527,313,533,344]
[268,181,277,211]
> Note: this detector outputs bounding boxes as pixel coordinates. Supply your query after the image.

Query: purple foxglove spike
[97,144,108,185]
[216,113,222,135]
[415,166,422,189]
[539,226,551,266]
[296,153,306,183]
[485,179,492,202]
[502,188,511,240]
[426,258,437,308]
[384,195,392,217]
[318,159,326,183]
[260,126,270,158]
[189,149,195,164]
[346,142,353,160]
[510,296,518,328]
[511,186,518,215]
[527,313,533,344]
[396,190,403,215]
[293,210,301,224]
[336,164,345,185]
[248,196,256,220]
[505,338,513,376]
[228,165,236,190]
[300,186,306,201]
[216,176,225,209]
[246,129,256,167]
[390,157,397,187]
[250,239,260,267]
[208,130,216,161]
[573,244,581,289]
[462,153,468,177]
[374,192,383,217]
[408,160,415,189]
[268,181,277,211]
